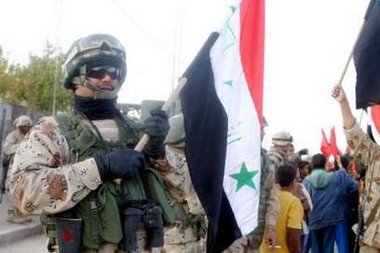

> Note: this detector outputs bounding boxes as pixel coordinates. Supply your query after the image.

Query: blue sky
[0,0,371,154]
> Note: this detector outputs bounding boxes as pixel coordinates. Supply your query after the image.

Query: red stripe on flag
[240,0,265,126]
[371,105,380,135]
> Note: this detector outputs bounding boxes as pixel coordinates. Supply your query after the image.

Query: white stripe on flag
[210,3,261,235]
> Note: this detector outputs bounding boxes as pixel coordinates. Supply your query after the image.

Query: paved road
[0,195,42,247]
[0,233,46,253]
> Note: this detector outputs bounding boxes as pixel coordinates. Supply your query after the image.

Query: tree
[0,47,12,97]
[0,42,72,113]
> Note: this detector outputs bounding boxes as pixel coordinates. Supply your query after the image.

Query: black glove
[141,109,169,158]
[94,150,144,181]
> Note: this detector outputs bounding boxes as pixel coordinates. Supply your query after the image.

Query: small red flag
[321,129,331,158]
[330,126,341,158]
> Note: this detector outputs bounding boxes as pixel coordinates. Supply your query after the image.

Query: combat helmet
[272,131,293,146]
[164,113,185,148]
[14,115,32,127]
[60,34,127,99]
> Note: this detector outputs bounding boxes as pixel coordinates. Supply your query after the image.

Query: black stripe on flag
[180,32,242,253]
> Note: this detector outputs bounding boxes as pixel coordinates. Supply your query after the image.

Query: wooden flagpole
[337,20,366,86]
[114,77,188,185]
[134,76,188,151]
[338,0,377,86]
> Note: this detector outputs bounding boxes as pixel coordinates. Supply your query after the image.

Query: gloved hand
[141,109,169,158]
[94,149,144,181]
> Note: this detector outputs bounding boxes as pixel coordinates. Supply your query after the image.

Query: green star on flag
[230,162,259,191]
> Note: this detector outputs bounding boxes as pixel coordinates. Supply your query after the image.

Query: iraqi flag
[180,0,265,252]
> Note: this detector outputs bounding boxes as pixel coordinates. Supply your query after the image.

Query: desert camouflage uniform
[9,116,101,215]
[223,149,278,253]
[4,128,28,175]
[159,146,206,253]
[4,124,33,223]
[267,146,287,173]
[344,121,380,250]
[4,129,26,158]
[9,116,160,253]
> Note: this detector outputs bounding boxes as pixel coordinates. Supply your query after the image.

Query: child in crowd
[261,162,303,253]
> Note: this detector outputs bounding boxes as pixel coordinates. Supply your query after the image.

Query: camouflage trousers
[162,240,206,253]
[163,224,206,253]
[222,235,259,253]
[360,244,380,253]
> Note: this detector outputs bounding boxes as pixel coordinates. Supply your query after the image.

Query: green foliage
[0,43,73,113]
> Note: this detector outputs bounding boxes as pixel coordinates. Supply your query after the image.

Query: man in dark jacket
[303,153,358,253]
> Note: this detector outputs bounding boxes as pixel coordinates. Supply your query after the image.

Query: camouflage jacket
[267,147,287,172]
[9,116,101,215]
[344,121,380,248]
[249,148,279,247]
[161,146,206,245]
[3,129,27,164]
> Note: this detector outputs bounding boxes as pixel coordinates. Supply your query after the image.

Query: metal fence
[0,104,45,161]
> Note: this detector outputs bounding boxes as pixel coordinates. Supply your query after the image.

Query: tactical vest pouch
[56,217,83,253]
[77,184,123,249]
[123,207,145,252]
[144,167,175,225]
[54,113,96,158]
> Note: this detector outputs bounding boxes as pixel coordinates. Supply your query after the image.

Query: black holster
[56,217,83,253]
[123,207,144,252]
[144,205,164,248]
[353,208,365,253]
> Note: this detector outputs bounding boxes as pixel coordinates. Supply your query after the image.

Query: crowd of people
[0,33,379,253]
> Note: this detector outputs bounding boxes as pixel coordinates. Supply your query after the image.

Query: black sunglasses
[86,66,120,80]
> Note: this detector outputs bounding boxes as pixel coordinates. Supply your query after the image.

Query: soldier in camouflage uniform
[332,84,380,253]
[267,131,312,250]
[3,115,33,224]
[9,34,170,253]
[267,131,293,173]
[223,118,279,253]
[158,113,207,253]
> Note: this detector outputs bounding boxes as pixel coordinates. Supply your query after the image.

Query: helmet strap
[83,80,120,99]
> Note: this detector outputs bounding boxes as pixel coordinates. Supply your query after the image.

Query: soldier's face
[286,145,295,157]
[75,74,120,98]
[19,125,31,135]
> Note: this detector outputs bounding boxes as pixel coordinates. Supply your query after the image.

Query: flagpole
[338,20,366,86]
[338,0,377,86]
[114,77,187,185]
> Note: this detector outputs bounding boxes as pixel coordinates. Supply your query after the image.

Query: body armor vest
[43,112,147,251]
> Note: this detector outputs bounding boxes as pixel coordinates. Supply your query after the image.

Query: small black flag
[354,0,380,109]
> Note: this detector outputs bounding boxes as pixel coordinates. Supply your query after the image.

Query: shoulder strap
[365,198,380,227]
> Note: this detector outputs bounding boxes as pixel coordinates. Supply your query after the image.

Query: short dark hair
[277,162,297,187]
[298,160,310,169]
[340,154,351,169]
[312,153,327,168]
